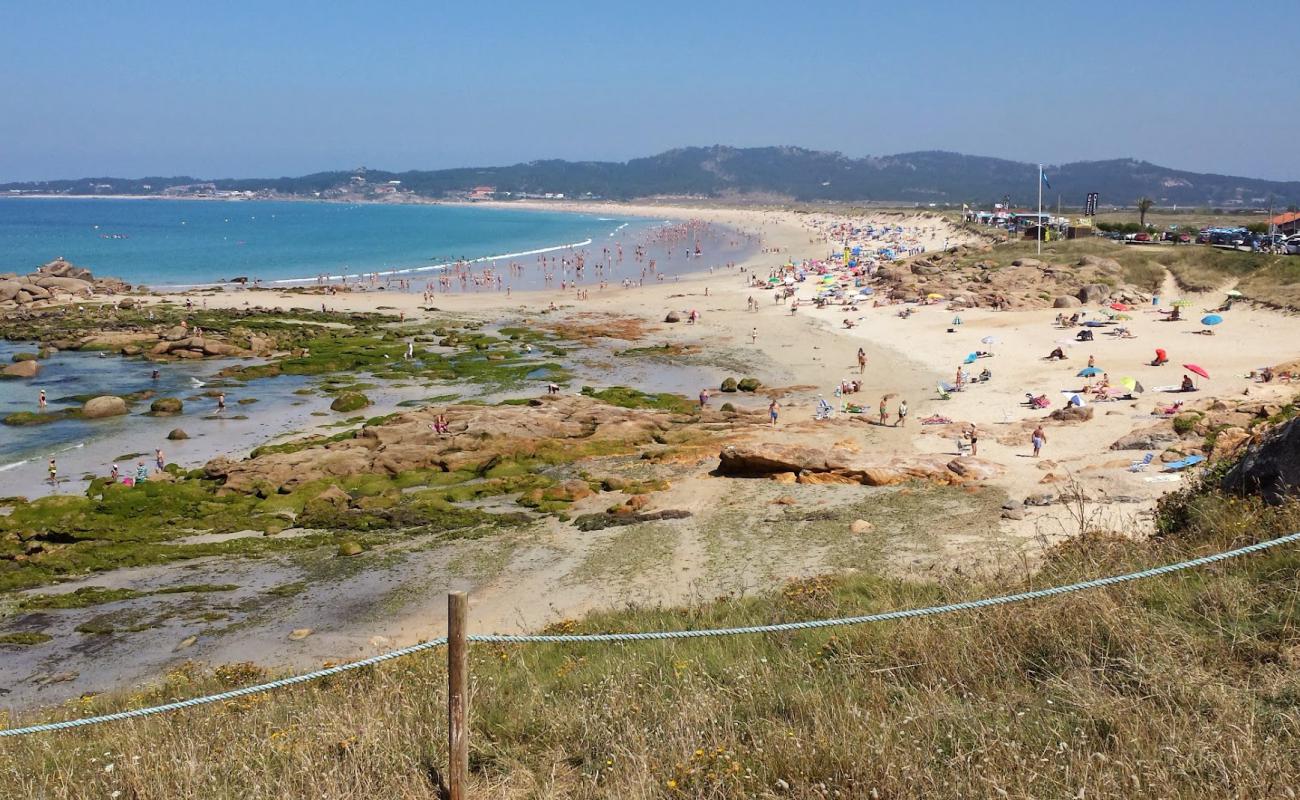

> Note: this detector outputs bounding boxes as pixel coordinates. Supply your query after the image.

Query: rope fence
[3,530,1298,740]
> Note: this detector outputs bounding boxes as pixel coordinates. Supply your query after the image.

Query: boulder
[1,360,40,379]
[1221,418,1300,504]
[330,392,371,412]
[162,325,190,342]
[10,352,37,363]
[32,276,93,296]
[1109,423,1178,451]
[1011,258,1043,268]
[720,377,738,393]
[82,395,128,419]
[1210,427,1250,461]
[1048,405,1094,423]
[1076,283,1111,304]
[737,377,761,392]
[1052,296,1082,309]
[850,519,874,534]
[0,280,21,302]
[166,428,190,440]
[664,310,682,323]
[150,397,184,415]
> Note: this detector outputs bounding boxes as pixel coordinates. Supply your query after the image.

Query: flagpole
[1037,164,1043,255]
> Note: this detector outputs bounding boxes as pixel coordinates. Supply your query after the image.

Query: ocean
[0,197,653,288]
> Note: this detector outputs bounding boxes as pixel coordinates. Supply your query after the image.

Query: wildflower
[666,780,678,790]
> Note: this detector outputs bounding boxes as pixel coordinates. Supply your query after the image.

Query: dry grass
[3,492,1300,798]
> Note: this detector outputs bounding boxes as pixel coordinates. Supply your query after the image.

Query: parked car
[1133,232,1151,242]
[1286,236,1300,255]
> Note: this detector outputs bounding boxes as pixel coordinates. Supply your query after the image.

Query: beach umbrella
[1183,364,1210,380]
[1077,367,1103,377]
[1172,299,1193,307]
[1226,290,1243,298]
[1109,302,1130,311]
[1201,314,1223,326]
[1119,376,1138,392]
[981,336,999,345]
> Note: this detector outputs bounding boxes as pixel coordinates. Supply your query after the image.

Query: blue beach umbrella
[1077,367,1103,377]
[1201,314,1223,326]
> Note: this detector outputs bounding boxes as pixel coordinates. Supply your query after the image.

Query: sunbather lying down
[1024,393,1051,408]
[921,414,954,425]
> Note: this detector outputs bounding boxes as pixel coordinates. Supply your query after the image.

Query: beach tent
[1201,314,1223,326]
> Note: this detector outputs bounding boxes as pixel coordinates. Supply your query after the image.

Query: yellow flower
[666,780,678,790]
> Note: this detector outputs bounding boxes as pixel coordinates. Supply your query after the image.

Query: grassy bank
[2,476,1298,798]
[960,237,1299,304]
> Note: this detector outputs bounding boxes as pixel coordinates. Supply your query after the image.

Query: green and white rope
[0,637,447,737]
[4,531,1298,737]
[470,531,1300,643]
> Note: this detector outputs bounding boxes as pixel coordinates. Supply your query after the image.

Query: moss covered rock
[737,377,761,392]
[330,392,371,413]
[720,377,738,393]
[82,396,128,419]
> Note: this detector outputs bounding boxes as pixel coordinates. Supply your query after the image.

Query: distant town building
[1271,210,1300,236]
[467,186,496,201]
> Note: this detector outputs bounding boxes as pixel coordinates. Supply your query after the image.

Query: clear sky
[2,0,1296,182]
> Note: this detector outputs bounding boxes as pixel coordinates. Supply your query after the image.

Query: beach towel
[1163,455,1206,472]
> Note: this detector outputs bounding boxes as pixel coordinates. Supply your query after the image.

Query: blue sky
[2,1,1296,181]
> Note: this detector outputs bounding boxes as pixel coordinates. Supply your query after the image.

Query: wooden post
[448,591,469,800]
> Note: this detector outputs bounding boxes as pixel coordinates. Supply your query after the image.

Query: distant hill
[4,146,1298,207]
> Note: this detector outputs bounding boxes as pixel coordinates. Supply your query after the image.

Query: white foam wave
[0,459,29,473]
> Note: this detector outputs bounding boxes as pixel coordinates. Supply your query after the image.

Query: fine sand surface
[9,203,1300,706]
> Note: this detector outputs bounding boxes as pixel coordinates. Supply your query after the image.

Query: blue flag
[1041,170,1052,190]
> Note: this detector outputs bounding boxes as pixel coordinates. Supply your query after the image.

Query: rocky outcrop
[716,443,1002,487]
[204,395,711,495]
[82,395,128,419]
[1221,418,1300,504]
[1110,423,1179,451]
[0,259,132,308]
[1053,296,1082,309]
[1048,405,1094,422]
[150,397,184,415]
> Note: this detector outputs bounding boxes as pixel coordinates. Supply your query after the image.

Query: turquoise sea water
[0,198,645,287]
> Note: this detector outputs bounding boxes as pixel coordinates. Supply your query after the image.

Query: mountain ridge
[4,146,1297,207]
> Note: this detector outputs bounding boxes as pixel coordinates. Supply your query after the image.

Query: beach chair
[1162,454,1206,472]
[1128,453,1155,472]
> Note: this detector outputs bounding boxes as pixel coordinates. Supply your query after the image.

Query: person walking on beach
[155,448,165,472]
[698,388,709,409]
[38,389,46,411]
[857,348,867,374]
[1031,425,1047,457]
[896,399,909,427]
[110,463,120,482]
[751,327,758,344]
[768,399,780,427]
[46,458,57,485]
[879,396,889,426]
[216,392,226,413]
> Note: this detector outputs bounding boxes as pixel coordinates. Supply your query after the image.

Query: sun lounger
[1162,454,1206,472]
[1128,453,1155,472]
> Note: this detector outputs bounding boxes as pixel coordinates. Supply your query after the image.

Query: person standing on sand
[857,348,867,374]
[751,327,757,344]
[768,399,780,427]
[1031,425,1047,457]
[879,396,889,426]
[155,448,165,472]
[897,399,908,427]
[47,458,57,484]
[967,423,979,456]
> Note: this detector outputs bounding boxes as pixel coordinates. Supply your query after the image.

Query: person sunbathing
[1047,347,1066,361]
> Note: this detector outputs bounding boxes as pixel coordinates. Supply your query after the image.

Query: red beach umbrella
[1183,364,1210,380]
